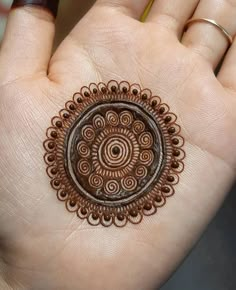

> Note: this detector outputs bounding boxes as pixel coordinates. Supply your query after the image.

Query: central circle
[112,146,120,155]
[98,132,134,169]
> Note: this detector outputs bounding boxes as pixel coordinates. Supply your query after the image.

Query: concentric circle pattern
[44,80,185,227]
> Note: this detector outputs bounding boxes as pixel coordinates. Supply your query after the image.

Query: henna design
[44,80,185,227]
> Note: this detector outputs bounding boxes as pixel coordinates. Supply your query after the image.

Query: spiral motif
[139,132,153,149]
[92,127,140,178]
[82,125,95,142]
[140,150,154,166]
[132,120,145,134]
[135,165,148,179]
[89,174,103,189]
[104,180,120,195]
[119,111,133,126]
[77,159,91,176]
[77,141,90,158]
[121,176,137,192]
[100,135,133,168]
[105,111,119,126]
[93,114,105,129]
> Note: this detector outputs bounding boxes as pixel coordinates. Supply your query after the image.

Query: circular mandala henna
[44,80,185,227]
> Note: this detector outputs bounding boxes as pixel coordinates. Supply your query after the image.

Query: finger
[48,0,151,83]
[145,0,199,37]
[96,0,150,19]
[217,39,236,91]
[0,3,57,83]
[182,0,236,69]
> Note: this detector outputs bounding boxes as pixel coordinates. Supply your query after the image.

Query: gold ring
[185,18,233,46]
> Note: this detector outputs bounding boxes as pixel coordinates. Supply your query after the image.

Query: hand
[0,1,236,289]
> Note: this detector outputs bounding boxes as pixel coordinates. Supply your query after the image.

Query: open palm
[0,1,236,289]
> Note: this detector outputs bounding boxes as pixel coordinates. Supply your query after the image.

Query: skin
[0,0,236,289]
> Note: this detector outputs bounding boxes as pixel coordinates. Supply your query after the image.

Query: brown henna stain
[43,80,185,227]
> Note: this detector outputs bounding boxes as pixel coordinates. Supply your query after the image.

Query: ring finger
[182,0,236,69]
